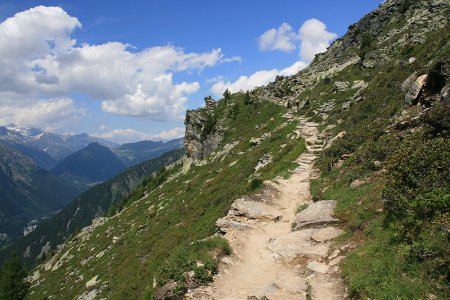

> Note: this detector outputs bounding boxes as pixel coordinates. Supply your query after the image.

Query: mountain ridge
[51,142,127,188]
[0,125,117,167]
[9,0,450,298]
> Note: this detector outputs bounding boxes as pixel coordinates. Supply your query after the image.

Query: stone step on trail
[229,199,282,221]
[266,229,330,262]
[294,200,339,230]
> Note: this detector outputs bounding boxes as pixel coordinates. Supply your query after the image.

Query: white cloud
[257,18,336,62]
[0,6,238,129]
[258,23,297,52]
[298,18,337,62]
[211,19,336,97]
[0,92,85,131]
[210,60,307,97]
[93,127,185,143]
[99,124,108,131]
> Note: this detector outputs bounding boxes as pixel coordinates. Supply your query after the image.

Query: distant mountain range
[0,124,117,169]
[50,139,184,189]
[0,124,184,171]
[0,145,82,242]
[113,138,184,165]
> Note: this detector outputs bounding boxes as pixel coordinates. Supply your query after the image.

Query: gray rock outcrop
[184,99,223,160]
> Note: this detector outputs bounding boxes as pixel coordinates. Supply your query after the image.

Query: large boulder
[334,81,350,92]
[403,74,428,105]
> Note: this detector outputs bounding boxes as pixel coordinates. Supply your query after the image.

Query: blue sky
[0,0,383,143]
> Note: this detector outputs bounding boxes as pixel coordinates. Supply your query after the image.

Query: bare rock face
[184,99,223,161]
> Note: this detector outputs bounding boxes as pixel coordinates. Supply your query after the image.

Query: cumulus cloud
[0,92,85,131]
[0,6,238,129]
[257,18,336,62]
[211,19,336,97]
[258,23,297,52]
[298,18,337,62]
[93,127,185,143]
[210,60,307,97]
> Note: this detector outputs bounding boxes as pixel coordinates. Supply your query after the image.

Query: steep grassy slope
[0,149,184,267]
[0,145,82,241]
[28,94,306,299]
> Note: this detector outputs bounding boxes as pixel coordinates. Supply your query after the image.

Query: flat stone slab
[328,256,344,267]
[230,199,282,221]
[307,261,329,274]
[294,200,339,229]
[307,274,345,300]
[265,290,306,300]
[216,218,253,232]
[274,273,308,294]
[267,230,329,261]
[310,227,343,242]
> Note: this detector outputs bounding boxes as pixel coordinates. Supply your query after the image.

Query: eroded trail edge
[186,118,347,300]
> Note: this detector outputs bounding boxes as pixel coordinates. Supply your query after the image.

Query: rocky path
[186,118,347,300]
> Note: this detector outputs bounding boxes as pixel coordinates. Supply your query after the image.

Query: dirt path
[186,118,347,300]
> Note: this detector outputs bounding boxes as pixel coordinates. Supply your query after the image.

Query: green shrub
[399,0,413,14]
[248,178,263,191]
[421,101,450,137]
[155,236,230,296]
[0,253,29,300]
[296,204,309,213]
[243,92,252,105]
[359,32,375,59]
[201,114,216,139]
[383,136,450,233]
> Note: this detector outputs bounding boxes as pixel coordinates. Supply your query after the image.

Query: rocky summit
[1,0,449,299]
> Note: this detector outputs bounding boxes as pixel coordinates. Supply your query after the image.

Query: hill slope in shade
[0,148,185,266]
[0,145,82,241]
[51,143,127,187]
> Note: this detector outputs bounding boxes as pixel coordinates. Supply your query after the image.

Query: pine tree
[223,89,231,100]
[0,253,29,300]
[244,91,252,105]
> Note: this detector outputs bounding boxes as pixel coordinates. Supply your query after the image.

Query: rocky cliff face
[184,98,224,160]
